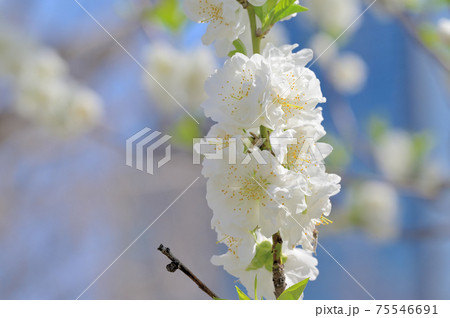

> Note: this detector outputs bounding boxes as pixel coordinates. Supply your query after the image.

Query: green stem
[259,125,272,153]
[247,5,261,55]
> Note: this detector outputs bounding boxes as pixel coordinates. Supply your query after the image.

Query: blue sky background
[0,0,449,299]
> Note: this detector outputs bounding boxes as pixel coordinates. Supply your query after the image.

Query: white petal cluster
[373,129,447,196]
[211,230,319,299]
[304,0,362,37]
[328,53,367,94]
[438,18,450,45]
[373,130,415,184]
[200,44,340,298]
[143,41,216,115]
[351,181,399,241]
[183,0,246,56]
[182,0,299,57]
[309,32,368,95]
[0,26,102,135]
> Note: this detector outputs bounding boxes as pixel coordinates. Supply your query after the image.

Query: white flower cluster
[438,18,450,45]
[310,32,367,94]
[183,0,246,56]
[0,26,102,135]
[350,181,399,241]
[185,0,340,299]
[373,130,447,196]
[304,0,362,37]
[183,0,297,57]
[202,45,340,299]
[143,41,216,115]
[201,48,340,298]
[305,0,368,95]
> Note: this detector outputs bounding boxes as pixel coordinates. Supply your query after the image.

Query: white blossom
[202,43,339,251]
[17,48,67,81]
[261,44,327,128]
[416,161,448,197]
[328,53,367,94]
[352,181,399,241]
[211,230,319,299]
[15,77,102,135]
[373,130,415,183]
[196,6,340,297]
[143,41,216,115]
[205,145,310,241]
[304,0,362,37]
[438,18,450,45]
[183,0,246,56]
[202,52,282,129]
[202,44,327,130]
[1,29,103,134]
[0,25,33,76]
[309,32,338,67]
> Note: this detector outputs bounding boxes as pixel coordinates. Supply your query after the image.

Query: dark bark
[157,244,219,299]
[272,232,286,299]
[236,0,249,9]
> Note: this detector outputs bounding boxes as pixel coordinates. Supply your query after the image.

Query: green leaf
[236,286,251,300]
[253,6,265,23]
[264,0,279,15]
[141,0,186,32]
[418,24,439,47]
[369,116,388,143]
[228,50,239,57]
[246,241,272,271]
[254,0,278,25]
[246,240,288,272]
[277,278,309,300]
[170,116,202,149]
[228,39,247,57]
[322,135,351,172]
[266,0,308,28]
[412,133,431,160]
[272,3,308,24]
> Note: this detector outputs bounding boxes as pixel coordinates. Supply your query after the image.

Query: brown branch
[272,232,286,299]
[157,244,219,299]
[237,0,249,9]
[395,12,450,74]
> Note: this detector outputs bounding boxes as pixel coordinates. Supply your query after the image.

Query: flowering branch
[272,232,286,299]
[395,11,450,74]
[244,2,287,298]
[157,244,219,299]
[183,0,333,299]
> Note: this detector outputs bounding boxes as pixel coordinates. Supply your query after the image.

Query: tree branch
[272,232,286,299]
[395,12,450,74]
[236,0,249,9]
[157,244,219,299]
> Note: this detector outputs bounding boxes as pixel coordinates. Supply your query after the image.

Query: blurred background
[0,0,449,300]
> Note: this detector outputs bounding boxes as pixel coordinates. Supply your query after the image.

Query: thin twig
[236,0,249,9]
[157,244,219,299]
[272,232,286,299]
[395,12,450,74]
